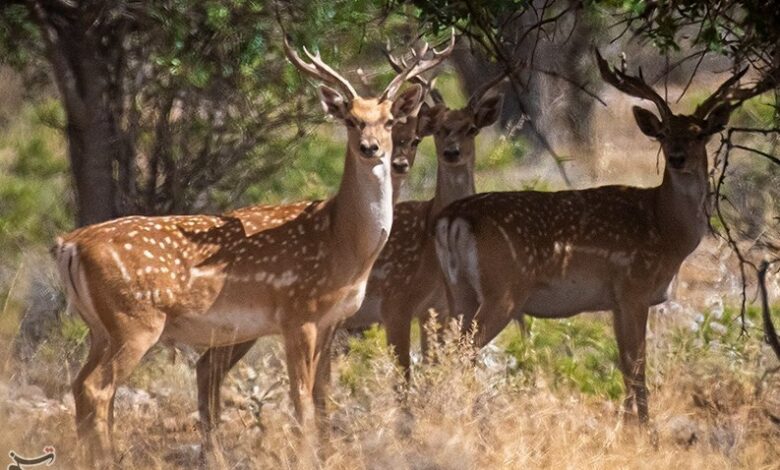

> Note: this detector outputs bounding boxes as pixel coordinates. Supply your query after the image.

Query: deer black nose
[391,157,410,174]
[443,147,460,162]
[668,155,685,169]
[359,141,380,158]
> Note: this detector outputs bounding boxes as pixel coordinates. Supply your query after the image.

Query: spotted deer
[434,51,772,422]
[51,34,455,465]
[343,68,506,380]
[372,38,456,203]
[387,98,434,203]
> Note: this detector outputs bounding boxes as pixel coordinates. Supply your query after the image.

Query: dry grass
[1,238,779,470]
[1,290,778,470]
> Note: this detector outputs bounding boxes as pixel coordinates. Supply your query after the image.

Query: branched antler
[693,68,749,118]
[380,29,456,102]
[467,71,508,109]
[283,35,358,99]
[384,40,444,104]
[595,49,672,120]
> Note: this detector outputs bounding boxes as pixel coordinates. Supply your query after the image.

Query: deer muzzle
[391,156,410,174]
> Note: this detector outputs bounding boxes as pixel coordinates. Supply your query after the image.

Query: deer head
[595,51,770,177]
[422,73,506,169]
[389,113,427,176]
[284,33,455,177]
[383,34,457,196]
[595,50,779,254]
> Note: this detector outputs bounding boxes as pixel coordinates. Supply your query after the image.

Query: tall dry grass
[0,299,778,470]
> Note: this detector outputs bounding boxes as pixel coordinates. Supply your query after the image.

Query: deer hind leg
[196,340,256,468]
[470,288,519,349]
[612,299,650,424]
[444,255,518,351]
[419,308,438,364]
[66,259,113,462]
[73,331,110,463]
[75,310,164,464]
[384,302,414,382]
[438,217,524,349]
[435,217,482,331]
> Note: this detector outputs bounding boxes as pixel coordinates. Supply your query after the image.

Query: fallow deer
[52,34,454,465]
[344,65,506,380]
[196,89,437,451]
[434,51,772,422]
[388,101,432,203]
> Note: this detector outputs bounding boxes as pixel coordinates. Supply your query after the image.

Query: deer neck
[331,149,393,275]
[431,162,476,218]
[654,163,709,259]
[391,176,405,205]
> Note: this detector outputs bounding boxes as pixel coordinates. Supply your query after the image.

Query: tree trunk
[28,1,121,227]
[11,2,123,368]
[62,41,121,227]
[66,106,119,226]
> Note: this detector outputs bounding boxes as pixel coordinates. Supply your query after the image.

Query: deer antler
[283,35,358,100]
[384,40,444,104]
[595,49,673,121]
[467,72,508,109]
[693,66,780,119]
[380,29,456,102]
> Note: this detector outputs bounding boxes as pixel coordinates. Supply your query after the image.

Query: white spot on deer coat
[108,248,131,281]
[271,270,298,288]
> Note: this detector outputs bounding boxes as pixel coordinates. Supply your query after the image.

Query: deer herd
[51,29,768,466]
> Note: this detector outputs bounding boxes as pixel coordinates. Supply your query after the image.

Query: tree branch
[25,0,88,126]
[758,261,780,361]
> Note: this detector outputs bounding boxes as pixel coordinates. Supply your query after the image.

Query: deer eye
[412,138,421,146]
[346,118,365,129]
[467,126,479,136]
[385,119,394,129]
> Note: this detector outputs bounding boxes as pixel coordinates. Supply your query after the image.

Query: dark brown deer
[434,51,771,422]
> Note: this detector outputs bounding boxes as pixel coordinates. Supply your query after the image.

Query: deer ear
[632,106,664,137]
[391,84,424,120]
[703,103,732,135]
[319,85,348,120]
[474,94,504,128]
[417,102,445,137]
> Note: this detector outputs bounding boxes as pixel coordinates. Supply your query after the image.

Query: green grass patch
[339,324,389,394]
[476,133,526,172]
[499,316,624,400]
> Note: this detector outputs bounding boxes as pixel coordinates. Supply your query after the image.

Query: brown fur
[434,96,733,424]
[344,95,505,380]
[55,76,423,467]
